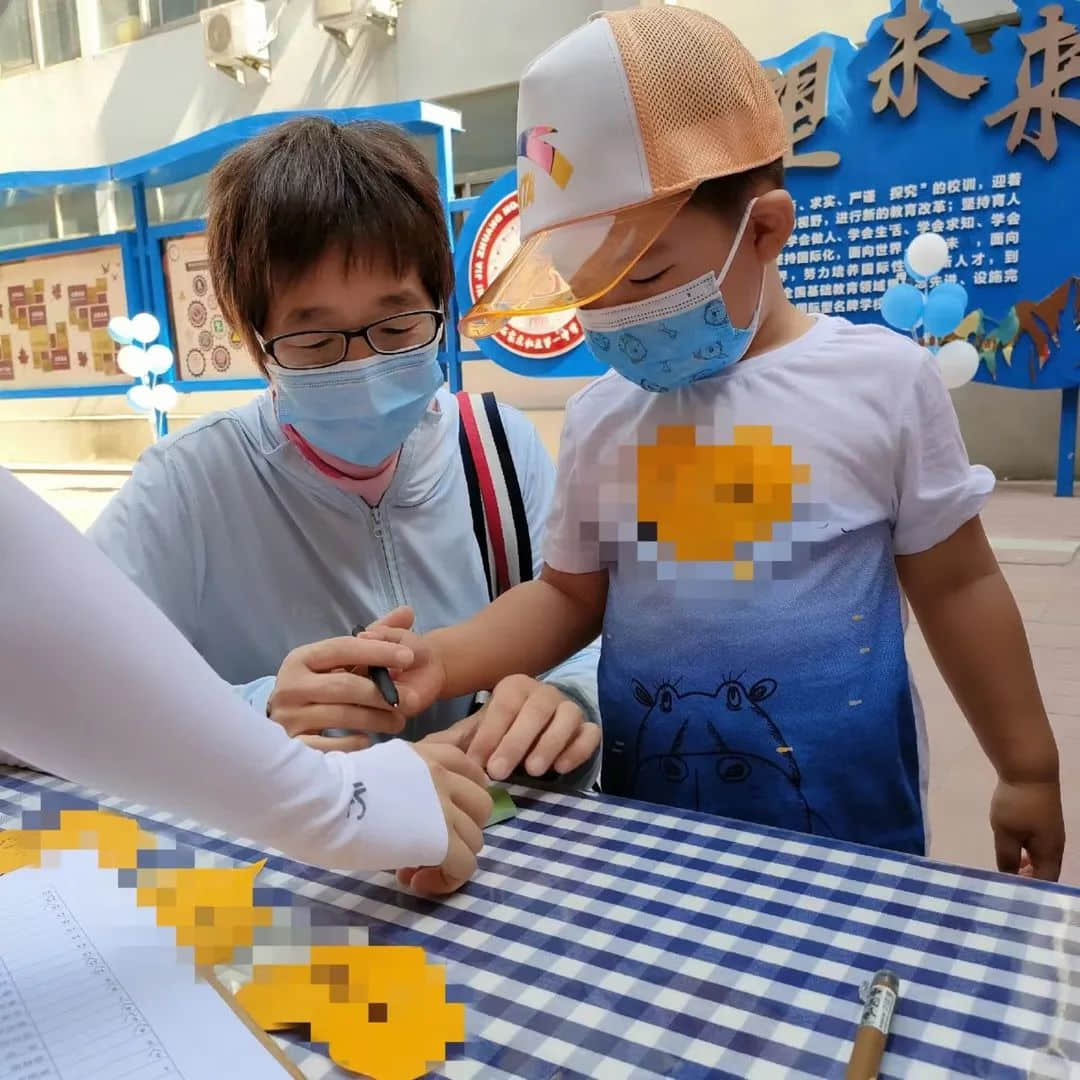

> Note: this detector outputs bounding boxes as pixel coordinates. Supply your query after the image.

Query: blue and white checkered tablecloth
[1,767,1077,1080]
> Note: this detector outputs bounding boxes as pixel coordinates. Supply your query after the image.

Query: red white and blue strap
[456,391,533,600]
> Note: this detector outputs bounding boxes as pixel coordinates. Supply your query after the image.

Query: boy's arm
[426,564,608,700]
[896,517,1064,880]
[492,401,602,723]
[391,392,606,781]
[424,392,608,700]
[890,348,1061,879]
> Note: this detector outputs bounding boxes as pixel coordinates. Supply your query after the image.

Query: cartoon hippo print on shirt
[611,677,831,835]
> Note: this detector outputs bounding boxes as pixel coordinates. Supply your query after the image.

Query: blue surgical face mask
[269,341,444,466]
[578,199,763,393]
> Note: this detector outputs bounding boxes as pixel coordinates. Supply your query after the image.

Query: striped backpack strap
[456,391,534,600]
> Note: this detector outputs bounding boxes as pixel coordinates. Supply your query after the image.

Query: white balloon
[906,232,950,279]
[131,313,161,345]
[108,316,134,344]
[150,382,178,413]
[128,383,155,412]
[117,344,150,378]
[145,344,174,375]
[937,339,980,390]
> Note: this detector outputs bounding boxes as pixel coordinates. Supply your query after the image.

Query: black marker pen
[351,623,400,708]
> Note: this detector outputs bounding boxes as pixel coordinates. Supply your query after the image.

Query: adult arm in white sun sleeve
[0,468,448,872]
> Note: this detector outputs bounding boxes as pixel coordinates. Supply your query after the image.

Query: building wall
[0,0,619,173]
[0,0,1017,174]
[669,0,1015,57]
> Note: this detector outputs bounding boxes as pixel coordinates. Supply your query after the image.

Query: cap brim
[461,189,692,340]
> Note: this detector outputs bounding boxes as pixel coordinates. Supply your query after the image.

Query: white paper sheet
[0,852,290,1080]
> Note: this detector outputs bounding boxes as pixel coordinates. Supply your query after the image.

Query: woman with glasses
[78,120,599,887]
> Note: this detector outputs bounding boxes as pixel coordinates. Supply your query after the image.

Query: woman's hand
[267,607,423,749]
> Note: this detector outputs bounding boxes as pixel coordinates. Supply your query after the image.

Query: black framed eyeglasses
[259,310,444,370]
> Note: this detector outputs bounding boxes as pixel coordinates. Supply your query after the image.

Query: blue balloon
[880,282,925,331]
[923,283,968,338]
[930,281,968,309]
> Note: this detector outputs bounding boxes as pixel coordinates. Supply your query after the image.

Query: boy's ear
[750,190,795,263]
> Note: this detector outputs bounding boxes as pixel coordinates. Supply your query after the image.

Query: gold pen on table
[845,969,899,1080]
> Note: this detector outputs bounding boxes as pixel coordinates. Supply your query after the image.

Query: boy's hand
[359,623,449,719]
[990,777,1065,881]
[459,675,600,782]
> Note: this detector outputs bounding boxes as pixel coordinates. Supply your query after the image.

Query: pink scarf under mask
[278,411,399,504]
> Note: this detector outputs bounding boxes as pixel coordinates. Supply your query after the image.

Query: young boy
[381,7,1065,878]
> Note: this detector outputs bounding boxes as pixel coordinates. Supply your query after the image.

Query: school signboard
[770,0,1077,394]
[771,0,1079,493]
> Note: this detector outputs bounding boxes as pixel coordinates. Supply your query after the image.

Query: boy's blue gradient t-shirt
[542,317,994,855]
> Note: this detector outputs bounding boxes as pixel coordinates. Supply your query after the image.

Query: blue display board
[767,0,1079,493]
[773,0,1077,388]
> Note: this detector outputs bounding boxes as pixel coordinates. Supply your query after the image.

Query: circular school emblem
[467,192,584,361]
[186,349,206,377]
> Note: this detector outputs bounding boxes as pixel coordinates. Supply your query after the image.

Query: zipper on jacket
[369,503,417,740]
[369,505,405,614]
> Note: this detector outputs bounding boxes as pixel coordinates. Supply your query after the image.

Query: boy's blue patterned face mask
[577,199,763,393]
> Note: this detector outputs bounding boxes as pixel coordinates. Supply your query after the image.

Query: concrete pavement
[17,471,1079,884]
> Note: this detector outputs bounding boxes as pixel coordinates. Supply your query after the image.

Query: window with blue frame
[0,188,134,251]
[147,175,208,226]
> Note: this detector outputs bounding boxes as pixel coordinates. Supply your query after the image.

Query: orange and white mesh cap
[461,6,789,339]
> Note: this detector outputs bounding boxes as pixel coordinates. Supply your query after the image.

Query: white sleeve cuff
[893,465,996,556]
[331,740,449,870]
[541,541,603,575]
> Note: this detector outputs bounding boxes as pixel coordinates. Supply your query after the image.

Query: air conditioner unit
[201,0,274,82]
[316,0,401,45]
